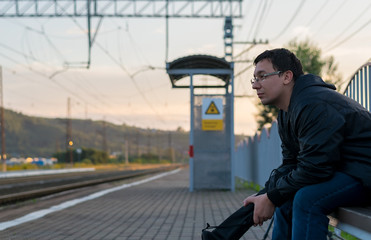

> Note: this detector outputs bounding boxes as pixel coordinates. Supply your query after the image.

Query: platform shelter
[166,55,235,191]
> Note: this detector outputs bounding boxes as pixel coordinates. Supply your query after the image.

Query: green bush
[82,158,92,165]
[53,148,109,164]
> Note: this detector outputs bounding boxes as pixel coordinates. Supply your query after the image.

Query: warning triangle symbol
[205,101,220,114]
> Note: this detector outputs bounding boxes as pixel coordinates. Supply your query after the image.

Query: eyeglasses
[250,71,282,85]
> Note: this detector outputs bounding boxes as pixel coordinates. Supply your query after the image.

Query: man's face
[252,59,286,107]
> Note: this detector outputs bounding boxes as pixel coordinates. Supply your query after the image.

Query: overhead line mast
[0,0,242,18]
[0,0,242,68]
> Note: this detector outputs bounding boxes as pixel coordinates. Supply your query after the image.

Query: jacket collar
[288,74,336,112]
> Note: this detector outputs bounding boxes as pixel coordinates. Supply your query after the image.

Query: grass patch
[328,226,360,240]
[235,177,262,192]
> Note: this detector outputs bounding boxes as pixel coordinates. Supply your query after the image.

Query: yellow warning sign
[202,119,223,131]
[205,101,220,115]
[202,98,223,120]
[202,98,223,131]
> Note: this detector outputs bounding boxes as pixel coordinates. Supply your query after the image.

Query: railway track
[0,164,183,205]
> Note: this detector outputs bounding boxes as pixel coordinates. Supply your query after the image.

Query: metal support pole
[66,97,73,166]
[189,74,194,192]
[230,63,235,191]
[125,139,129,164]
[0,66,6,172]
[87,0,91,68]
[165,0,169,62]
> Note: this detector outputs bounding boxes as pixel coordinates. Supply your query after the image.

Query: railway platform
[0,167,272,240]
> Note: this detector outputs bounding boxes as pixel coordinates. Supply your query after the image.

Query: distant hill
[1,109,246,160]
[1,109,189,159]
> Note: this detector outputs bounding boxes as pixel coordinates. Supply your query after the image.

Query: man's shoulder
[291,82,342,110]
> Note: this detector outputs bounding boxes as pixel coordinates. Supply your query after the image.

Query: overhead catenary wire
[304,0,330,27]
[54,71,113,109]
[325,1,371,51]
[325,17,371,52]
[252,0,273,41]
[62,13,168,126]
[0,52,86,104]
[251,0,267,40]
[3,15,168,127]
[233,0,265,99]
[313,0,349,37]
[17,22,67,65]
[127,30,153,67]
[94,40,167,125]
[38,26,68,64]
[0,40,128,124]
[0,41,99,108]
[11,9,166,126]
[235,0,255,43]
[0,42,55,70]
[246,0,265,41]
[233,0,271,101]
[270,0,307,41]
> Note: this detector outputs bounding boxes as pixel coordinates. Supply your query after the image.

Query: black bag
[201,167,291,240]
[201,203,255,240]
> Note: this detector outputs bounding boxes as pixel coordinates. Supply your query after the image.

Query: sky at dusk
[1,0,370,136]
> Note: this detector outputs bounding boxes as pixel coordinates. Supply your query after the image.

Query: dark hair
[253,48,304,80]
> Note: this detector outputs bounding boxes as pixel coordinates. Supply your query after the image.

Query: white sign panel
[202,98,223,120]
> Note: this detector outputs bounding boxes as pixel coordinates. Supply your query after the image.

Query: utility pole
[136,130,140,158]
[157,131,162,162]
[66,97,73,166]
[0,66,6,172]
[127,132,132,160]
[147,131,151,155]
[168,131,175,163]
[125,139,129,164]
[102,119,108,154]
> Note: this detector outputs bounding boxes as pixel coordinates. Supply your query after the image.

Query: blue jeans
[272,172,366,240]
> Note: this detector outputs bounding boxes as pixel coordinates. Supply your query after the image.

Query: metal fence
[344,63,371,111]
[234,62,371,187]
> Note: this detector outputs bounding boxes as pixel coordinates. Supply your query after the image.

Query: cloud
[288,26,313,41]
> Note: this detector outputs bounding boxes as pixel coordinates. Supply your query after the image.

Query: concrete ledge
[329,206,371,239]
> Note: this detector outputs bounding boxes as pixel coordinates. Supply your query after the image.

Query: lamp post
[68,140,74,166]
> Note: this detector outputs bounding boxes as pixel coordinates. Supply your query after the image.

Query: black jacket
[266,74,371,207]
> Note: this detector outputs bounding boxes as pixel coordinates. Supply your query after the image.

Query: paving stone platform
[0,167,272,240]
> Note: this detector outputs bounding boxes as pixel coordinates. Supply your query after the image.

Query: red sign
[189,145,194,158]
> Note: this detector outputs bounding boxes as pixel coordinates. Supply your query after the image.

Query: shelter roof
[166,55,232,88]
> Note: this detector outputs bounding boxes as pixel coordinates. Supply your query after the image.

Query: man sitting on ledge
[202,48,371,240]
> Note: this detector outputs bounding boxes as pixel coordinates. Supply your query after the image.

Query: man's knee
[293,186,331,217]
[293,186,317,212]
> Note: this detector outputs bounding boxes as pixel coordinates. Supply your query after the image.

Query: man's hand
[243,193,275,226]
